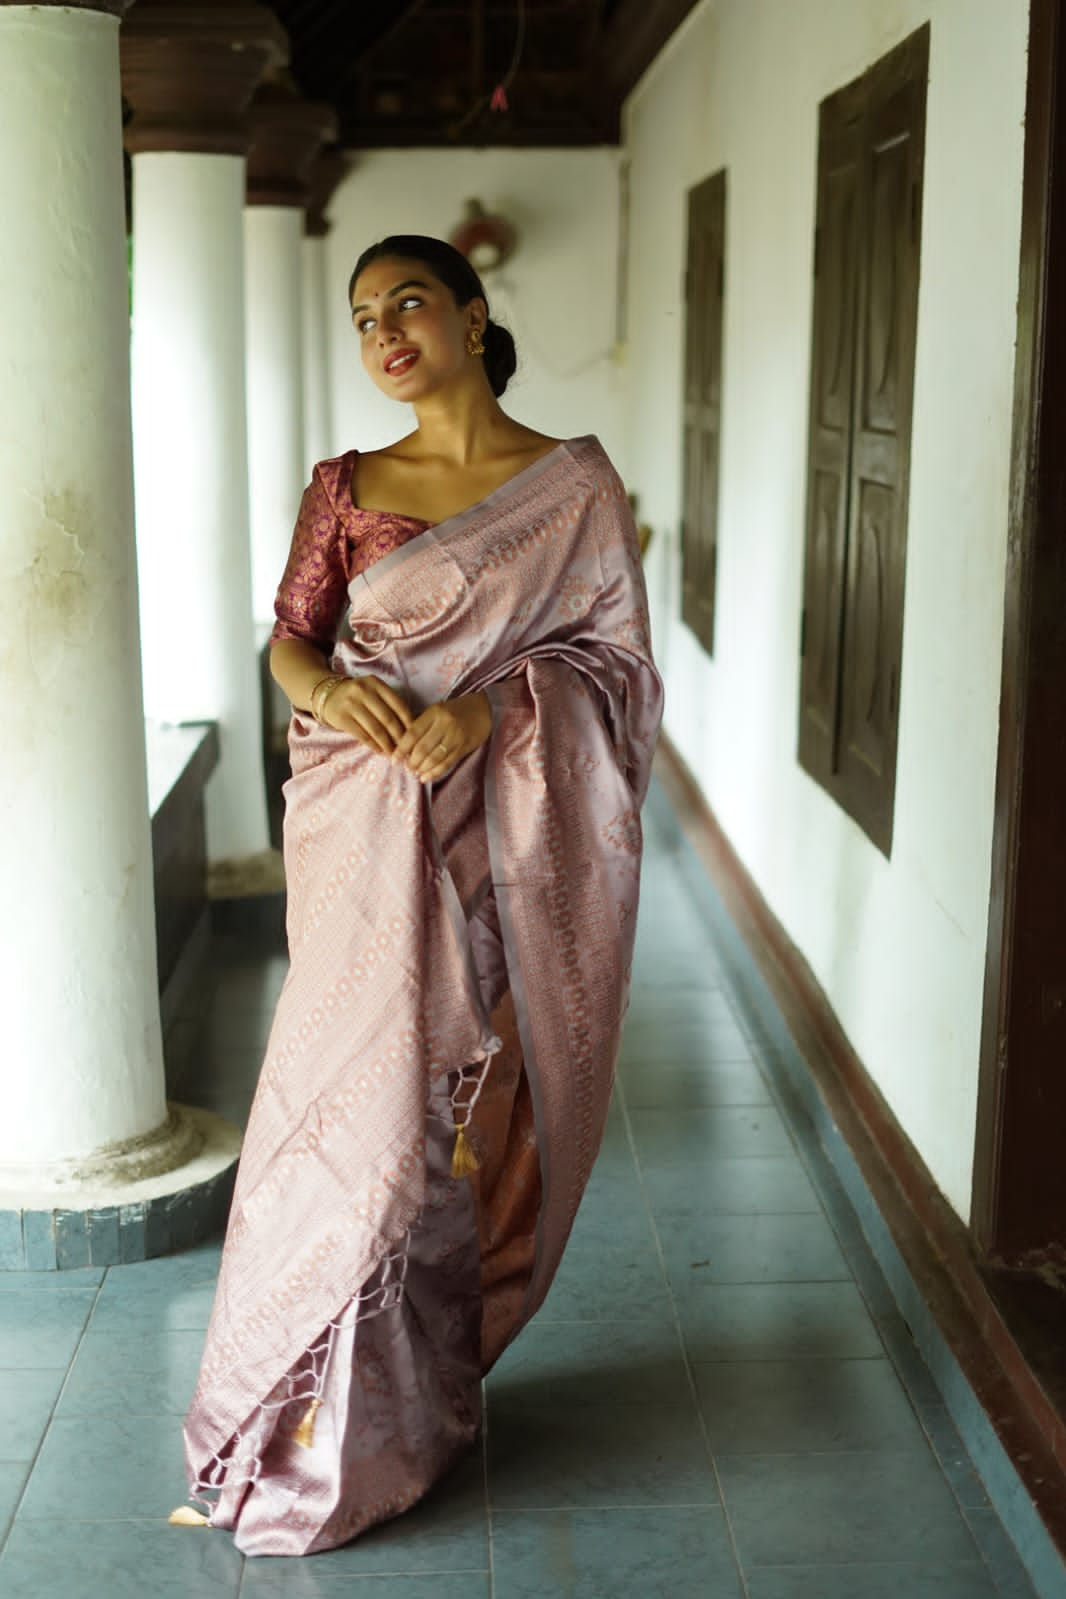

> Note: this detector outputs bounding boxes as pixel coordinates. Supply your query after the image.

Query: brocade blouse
[270,450,431,655]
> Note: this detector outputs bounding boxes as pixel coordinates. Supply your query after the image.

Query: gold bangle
[311,677,343,722]
[308,673,345,725]
[307,671,335,704]
[307,674,331,719]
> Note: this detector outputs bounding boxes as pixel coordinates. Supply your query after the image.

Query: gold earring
[466,328,485,357]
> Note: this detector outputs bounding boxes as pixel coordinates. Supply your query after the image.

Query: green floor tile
[491,1505,744,1598]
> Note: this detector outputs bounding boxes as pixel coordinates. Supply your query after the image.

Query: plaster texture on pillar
[0,5,166,1173]
[302,231,334,472]
[245,204,308,623]
[130,150,270,861]
[0,6,239,1242]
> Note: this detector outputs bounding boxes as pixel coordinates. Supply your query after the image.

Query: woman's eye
[397,296,422,312]
[356,316,375,334]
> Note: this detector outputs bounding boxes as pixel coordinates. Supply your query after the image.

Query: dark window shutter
[798,99,864,784]
[681,169,726,655]
[836,30,928,852]
[798,25,928,855]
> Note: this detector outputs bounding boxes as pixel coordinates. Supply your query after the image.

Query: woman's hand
[318,674,414,755]
[394,693,492,783]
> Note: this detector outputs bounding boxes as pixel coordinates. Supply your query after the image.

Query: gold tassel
[168,1505,210,1527]
[292,1396,323,1449]
[451,1120,480,1179]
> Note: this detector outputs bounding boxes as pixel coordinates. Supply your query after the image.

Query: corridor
[0,795,1036,1598]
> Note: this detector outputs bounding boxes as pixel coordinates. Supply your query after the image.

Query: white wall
[322,148,627,469]
[623,0,1028,1219]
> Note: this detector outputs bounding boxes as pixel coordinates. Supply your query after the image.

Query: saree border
[355,435,598,584]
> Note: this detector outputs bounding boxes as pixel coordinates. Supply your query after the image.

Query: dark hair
[349,234,517,398]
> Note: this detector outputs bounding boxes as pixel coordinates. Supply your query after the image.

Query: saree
[180,434,663,1555]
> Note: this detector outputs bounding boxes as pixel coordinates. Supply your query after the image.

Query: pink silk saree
[181,435,663,1555]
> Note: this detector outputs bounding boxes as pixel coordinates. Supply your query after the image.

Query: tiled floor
[0,805,1040,1597]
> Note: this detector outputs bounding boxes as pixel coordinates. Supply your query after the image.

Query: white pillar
[245,206,307,625]
[0,3,171,1181]
[130,151,270,860]
[301,146,348,471]
[302,231,334,471]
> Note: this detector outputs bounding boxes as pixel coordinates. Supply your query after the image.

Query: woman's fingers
[355,682,411,745]
[395,713,448,766]
[326,679,412,751]
[392,717,455,781]
[334,705,392,754]
[392,719,421,762]
[416,758,455,785]
[410,735,460,783]
[373,679,415,731]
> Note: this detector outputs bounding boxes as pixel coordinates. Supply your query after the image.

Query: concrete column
[122,2,288,864]
[0,0,238,1252]
[246,205,307,623]
[302,231,332,472]
[302,148,349,473]
[245,91,337,625]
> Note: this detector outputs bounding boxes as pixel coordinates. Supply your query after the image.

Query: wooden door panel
[799,109,862,780]
[862,132,910,434]
[681,418,703,622]
[681,169,726,655]
[806,468,849,741]
[839,476,893,781]
[818,165,860,434]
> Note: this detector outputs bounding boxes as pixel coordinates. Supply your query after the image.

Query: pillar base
[0,1104,241,1271]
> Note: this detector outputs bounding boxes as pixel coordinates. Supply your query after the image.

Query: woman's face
[350,256,483,401]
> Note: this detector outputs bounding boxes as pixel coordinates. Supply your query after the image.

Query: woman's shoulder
[309,448,359,509]
[562,433,608,466]
[560,434,624,492]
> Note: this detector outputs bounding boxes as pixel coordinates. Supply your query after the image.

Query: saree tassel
[168,1505,210,1528]
[293,1396,323,1449]
[451,1121,480,1179]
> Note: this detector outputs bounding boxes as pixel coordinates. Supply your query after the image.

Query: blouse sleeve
[269,463,350,654]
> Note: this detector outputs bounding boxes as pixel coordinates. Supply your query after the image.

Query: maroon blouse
[270,450,431,655]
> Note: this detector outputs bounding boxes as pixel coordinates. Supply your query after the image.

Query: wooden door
[974,0,1066,1265]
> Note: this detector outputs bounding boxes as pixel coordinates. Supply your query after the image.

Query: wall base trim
[652,735,1066,1597]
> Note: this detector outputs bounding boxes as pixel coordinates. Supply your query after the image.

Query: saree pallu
[182,435,663,1554]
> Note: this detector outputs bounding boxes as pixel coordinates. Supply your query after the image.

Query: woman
[176,235,663,1556]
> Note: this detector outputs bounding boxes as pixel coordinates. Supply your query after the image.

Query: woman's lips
[383,348,419,377]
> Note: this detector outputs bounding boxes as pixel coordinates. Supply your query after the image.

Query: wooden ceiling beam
[261,0,693,148]
[342,122,613,149]
[595,0,701,101]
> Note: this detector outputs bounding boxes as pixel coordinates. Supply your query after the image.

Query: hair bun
[482,318,517,398]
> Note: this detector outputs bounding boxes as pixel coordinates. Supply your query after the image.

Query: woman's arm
[269,638,337,714]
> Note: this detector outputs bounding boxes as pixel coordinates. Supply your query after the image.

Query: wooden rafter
[264,0,697,148]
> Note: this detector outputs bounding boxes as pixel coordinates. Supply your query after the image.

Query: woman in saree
[175,235,663,1556]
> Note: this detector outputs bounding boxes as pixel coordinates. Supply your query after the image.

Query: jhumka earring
[466,328,486,357]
